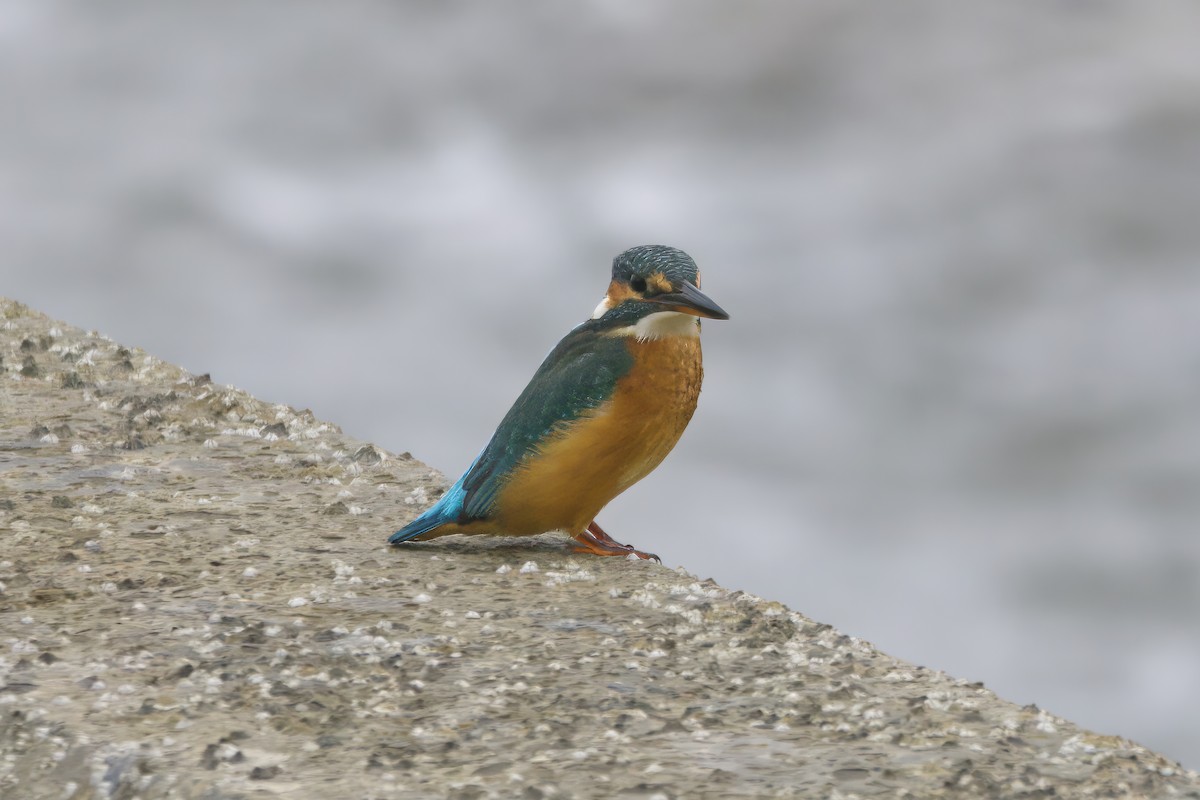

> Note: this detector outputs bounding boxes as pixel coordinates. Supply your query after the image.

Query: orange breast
[492,336,703,536]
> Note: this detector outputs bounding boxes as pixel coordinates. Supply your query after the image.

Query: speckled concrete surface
[1,298,1197,800]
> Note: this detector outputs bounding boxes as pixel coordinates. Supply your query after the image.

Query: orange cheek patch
[606,279,639,305]
[647,272,673,295]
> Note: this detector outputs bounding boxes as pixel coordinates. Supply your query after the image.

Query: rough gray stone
[1,296,1197,799]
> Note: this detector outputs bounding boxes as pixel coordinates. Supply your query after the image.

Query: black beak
[652,281,730,320]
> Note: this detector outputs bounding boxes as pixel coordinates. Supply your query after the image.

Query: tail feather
[388,472,470,545]
[388,508,453,544]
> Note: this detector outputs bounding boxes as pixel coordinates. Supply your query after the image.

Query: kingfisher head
[591,245,729,339]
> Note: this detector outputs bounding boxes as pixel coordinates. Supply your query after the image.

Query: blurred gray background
[4,1,1199,769]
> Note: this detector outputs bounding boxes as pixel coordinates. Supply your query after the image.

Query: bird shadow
[388,532,577,559]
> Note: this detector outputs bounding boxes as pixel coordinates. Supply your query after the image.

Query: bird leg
[571,520,660,563]
[585,520,634,549]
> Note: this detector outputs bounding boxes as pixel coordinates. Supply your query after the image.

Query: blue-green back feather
[389,320,632,542]
[460,320,632,518]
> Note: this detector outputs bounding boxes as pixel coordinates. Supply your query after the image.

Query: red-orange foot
[571,520,660,563]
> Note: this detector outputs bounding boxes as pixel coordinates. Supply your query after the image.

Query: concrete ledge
[2,297,1197,799]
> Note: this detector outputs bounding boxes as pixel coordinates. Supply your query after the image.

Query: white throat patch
[610,310,699,342]
[591,296,612,320]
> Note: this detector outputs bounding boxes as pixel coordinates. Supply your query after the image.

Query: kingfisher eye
[630,277,647,293]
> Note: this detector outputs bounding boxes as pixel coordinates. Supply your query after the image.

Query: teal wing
[458,322,632,520]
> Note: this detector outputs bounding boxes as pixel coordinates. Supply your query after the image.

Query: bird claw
[571,522,661,563]
[629,548,662,564]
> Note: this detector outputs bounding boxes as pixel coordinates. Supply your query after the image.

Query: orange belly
[491,336,703,536]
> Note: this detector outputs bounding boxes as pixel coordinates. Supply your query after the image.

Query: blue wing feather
[459,323,631,518]
[389,321,631,543]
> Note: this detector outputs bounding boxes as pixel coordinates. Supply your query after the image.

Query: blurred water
[4,0,1199,768]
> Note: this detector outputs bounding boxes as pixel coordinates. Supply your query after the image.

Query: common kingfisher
[389,244,728,561]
